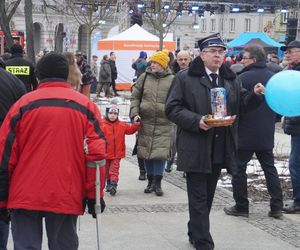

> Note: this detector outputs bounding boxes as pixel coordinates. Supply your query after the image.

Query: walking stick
[93,160,105,250]
[95,162,101,250]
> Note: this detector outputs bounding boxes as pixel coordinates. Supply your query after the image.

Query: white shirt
[205,67,219,85]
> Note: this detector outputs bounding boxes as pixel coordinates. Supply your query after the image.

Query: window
[229,18,235,33]
[221,19,225,32]
[201,19,206,32]
[211,19,216,32]
[245,18,251,32]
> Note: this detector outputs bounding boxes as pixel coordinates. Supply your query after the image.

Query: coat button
[215,134,219,138]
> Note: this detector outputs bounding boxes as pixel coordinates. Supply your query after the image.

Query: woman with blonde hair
[63,52,82,91]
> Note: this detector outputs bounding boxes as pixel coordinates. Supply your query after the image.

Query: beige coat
[130,67,174,160]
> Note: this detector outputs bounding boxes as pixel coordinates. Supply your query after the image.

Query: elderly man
[280,40,300,214]
[165,34,264,250]
[224,45,283,219]
[166,50,192,173]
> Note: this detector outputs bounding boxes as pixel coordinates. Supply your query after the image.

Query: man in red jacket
[0,52,107,249]
[102,105,140,195]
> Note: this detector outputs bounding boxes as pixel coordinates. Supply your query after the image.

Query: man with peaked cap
[165,33,265,250]
[0,52,107,249]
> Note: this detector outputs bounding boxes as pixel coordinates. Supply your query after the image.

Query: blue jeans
[289,135,300,205]
[0,220,8,250]
[144,160,165,176]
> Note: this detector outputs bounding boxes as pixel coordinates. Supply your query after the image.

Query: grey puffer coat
[130,67,174,160]
[99,59,111,83]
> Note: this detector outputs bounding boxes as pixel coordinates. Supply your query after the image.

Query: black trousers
[232,150,283,212]
[11,209,78,250]
[186,164,222,250]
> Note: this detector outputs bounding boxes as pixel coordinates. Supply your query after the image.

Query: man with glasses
[224,45,283,219]
[280,40,300,214]
[166,34,264,250]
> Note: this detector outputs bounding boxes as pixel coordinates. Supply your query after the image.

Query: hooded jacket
[0,81,106,215]
[165,57,262,174]
[130,67,174,160]
[101,118,139,159]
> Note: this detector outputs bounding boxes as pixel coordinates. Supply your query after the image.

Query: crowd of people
[0,34,299,250]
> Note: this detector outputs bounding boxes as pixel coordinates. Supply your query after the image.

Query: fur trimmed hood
[188,56,236,80]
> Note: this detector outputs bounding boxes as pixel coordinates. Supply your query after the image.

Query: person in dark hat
[280,40,300,214]
[165,33,265,250]
[5,44,38,92]
[0,52,106,249]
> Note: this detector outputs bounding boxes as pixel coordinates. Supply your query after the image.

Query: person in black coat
[223,45,283,219]
[165,34,265,250]
[5,44,37,92]
[280,40,300,213]
[0,57,26,250]
[109,52,119,96]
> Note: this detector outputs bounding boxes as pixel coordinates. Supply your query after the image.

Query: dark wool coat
[165,57,262,174]
[238,61,276,151]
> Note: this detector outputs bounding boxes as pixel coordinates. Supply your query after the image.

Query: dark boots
[144,175,154,193]
[144,175,163,196]
[154,175,163,196]
[138,157,146,180]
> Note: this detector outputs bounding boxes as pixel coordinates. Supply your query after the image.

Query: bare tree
[0,0,22,48]
[66,0,114,62]
[141,0,187,50]
[24,0,35,63]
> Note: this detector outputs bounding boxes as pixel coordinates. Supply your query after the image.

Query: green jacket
[130,67,174,160]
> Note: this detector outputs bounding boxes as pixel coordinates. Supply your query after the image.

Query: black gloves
[0,208,10,224]
[83,198,106,218]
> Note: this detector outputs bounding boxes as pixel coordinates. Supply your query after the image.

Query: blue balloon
[265,70,300,117]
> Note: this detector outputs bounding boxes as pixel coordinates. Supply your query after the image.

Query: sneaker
[268,210,283,219]
[165,168,172,173]
[283,203,300,214]
[224,206,249,217]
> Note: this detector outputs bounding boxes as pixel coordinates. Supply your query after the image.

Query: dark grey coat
[165,57,262,174]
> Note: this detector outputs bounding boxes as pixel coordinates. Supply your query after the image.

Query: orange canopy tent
[96,24,176,90]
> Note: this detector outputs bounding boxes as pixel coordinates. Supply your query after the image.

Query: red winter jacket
[102,118,139,159]
[0,81,106,215]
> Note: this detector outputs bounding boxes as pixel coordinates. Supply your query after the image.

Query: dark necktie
[210,73,218,87]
